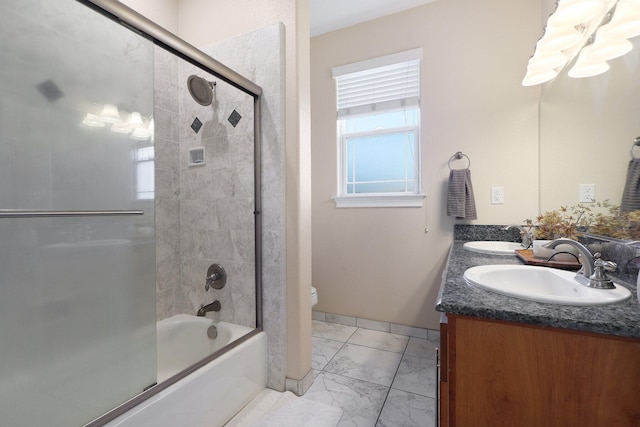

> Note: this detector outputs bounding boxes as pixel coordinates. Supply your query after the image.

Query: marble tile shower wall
[154,25,286,391]
[154,45,182,319]
[178,64,256,329]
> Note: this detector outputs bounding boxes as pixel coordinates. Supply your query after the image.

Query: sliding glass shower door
[0,1,156,426]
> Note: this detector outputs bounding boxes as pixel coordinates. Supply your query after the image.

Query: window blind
[333,49,421,119]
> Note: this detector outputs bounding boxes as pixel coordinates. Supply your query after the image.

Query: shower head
[187,75,216,106]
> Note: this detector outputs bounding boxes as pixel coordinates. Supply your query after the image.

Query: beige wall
[311,0,543,330]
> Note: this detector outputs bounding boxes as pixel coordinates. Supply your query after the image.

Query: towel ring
[631,136,640,159]
[448,151,471,170]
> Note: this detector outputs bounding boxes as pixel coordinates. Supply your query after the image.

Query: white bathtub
[105,314,266,427]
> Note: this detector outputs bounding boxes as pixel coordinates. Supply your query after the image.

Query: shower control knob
[205,263,227,291]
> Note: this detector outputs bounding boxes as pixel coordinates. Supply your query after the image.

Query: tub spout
[197,300,221,316]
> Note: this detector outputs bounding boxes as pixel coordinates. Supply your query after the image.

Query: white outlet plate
[491,187,504,204]
[579,184,595,203]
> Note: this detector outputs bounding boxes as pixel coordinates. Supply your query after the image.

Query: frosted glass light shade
[568,52,610,78]
[549,0,605,26]
[603,20,640,38]
[127,111,145,129]
[584,36,633,61]
[147,116,154,139]
[110,120,133,134]
[130,128,151,140]
[527,50,567,70]
[538,26,583,51]
[127,112,150,140]
[522,69,558,86]
[599,0,640,38]
[82,113,105,128]
[99,103,122,124]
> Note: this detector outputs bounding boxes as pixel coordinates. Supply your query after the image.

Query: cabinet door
[448,315,640,427]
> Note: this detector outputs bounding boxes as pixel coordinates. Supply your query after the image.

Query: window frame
[332,49,425,208]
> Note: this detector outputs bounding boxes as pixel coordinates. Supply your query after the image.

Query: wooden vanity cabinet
[439,314,640,427]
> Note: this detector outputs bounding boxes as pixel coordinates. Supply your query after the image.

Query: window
[333,48,425,208]
[135,145,154,200]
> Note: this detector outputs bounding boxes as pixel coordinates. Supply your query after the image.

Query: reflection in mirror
[540,36,640,240]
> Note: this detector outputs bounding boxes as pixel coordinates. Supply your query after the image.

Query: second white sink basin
[463,241,523,255]
[464,265,632,306]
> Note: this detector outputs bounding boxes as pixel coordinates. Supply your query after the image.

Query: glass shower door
[0,1,156,426]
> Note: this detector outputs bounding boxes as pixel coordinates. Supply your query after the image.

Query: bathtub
[104,314,266,427]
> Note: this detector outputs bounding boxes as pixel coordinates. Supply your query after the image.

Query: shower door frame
[78,1,264,425]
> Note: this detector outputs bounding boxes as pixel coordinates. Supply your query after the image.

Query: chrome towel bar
[0,209,144,218]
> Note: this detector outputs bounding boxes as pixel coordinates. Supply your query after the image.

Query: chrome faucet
[542,238,616,288]
[197,300,221,317]
[505,224,533,249]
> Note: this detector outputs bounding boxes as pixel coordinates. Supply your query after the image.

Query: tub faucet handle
[205,263,227,291]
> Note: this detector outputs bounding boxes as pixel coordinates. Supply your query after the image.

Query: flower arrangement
[524,204,593,240]
[589,200,640,240]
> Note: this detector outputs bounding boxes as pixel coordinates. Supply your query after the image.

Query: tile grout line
[374,334,410,426]
[314,323,359,378]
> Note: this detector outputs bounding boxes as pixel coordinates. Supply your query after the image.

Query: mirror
[539,36,640,240]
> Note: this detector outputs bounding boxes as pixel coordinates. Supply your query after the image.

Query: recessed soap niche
[189,147,205,167]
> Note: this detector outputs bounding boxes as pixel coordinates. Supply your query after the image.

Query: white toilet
[311,286,318,307]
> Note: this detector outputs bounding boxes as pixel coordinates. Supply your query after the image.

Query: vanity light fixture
[130,112,151,140]
[567,51,610,77]
[99,103,122,123]
[81,113,105,128]
[583,34,634,61]
[147,116,154,139]
[599,0,640,38]
[523,0,640,86]
[130,112,153,141]
[110,114,134,134]
[85,104,152,140]
[548,0,605,26]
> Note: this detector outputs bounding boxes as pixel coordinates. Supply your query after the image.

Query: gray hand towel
[447,169,477,220]
[621,158,640,212]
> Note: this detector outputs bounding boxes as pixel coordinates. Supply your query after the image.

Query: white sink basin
[464,265,632,306]
[463,241,523,255]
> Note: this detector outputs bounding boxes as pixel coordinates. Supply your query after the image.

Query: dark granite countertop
[436,241,640,340]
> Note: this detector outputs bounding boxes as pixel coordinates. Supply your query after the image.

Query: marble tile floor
[302,320,438,427]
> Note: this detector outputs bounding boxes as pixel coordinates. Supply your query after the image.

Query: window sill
[333,193,426,208]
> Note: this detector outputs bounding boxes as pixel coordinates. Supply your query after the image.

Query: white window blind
[333,48,422,119]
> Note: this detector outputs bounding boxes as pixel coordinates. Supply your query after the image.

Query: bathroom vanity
[436,241,640,427]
